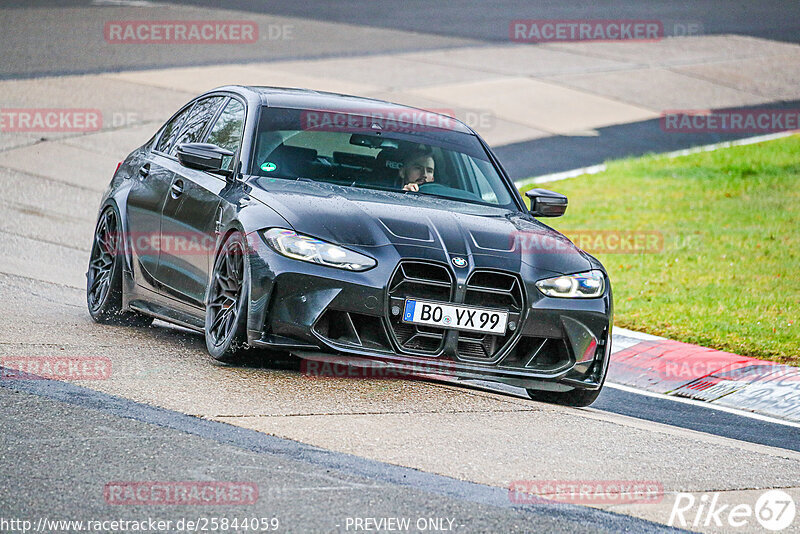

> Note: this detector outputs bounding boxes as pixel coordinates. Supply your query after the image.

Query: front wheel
[205,232,249,362]
[526,387,603,407]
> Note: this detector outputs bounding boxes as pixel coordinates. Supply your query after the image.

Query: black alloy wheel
[87,206,153,327]
[205,232,249,361]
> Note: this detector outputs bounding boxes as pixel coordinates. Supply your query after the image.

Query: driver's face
[401,156,435,185]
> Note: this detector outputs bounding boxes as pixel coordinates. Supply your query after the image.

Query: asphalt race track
[0,1,799,533]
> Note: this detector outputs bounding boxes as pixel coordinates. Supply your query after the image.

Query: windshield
[250,106,517,209]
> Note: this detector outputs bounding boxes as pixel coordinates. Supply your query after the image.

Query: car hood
[247,177,593,275]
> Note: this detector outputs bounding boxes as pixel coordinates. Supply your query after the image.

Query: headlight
[535,270,605,298]
[262,228,376,271]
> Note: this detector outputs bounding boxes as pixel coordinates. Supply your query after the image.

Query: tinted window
[154,105,193,154]
[169,96,225,155]
[206,99,245,170]
[251,107,516,209]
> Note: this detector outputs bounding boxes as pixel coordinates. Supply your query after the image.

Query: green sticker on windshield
[261,162,277,172]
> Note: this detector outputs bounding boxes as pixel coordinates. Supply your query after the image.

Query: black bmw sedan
[87,85,612,406]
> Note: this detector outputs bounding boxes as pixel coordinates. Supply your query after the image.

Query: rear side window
[169,96,225,155]
[154,105,193,154]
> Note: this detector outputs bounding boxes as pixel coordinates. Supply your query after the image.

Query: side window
[169,96,225,155]
[155,105,193,154]
[205,99,245,170]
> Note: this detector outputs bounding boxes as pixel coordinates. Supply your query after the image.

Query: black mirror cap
[176,143,235,176]
[525,188,568,217]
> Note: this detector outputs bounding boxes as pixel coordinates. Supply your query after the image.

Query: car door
[157,95,245,307]
[125,102,195,289]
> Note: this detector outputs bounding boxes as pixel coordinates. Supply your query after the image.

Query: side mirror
[176,143,235,176]
[525,188,568,217]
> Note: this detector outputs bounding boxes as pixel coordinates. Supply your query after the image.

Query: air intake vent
[313,310,392,352]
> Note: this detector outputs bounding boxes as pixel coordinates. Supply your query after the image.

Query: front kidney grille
[386,261,525,361]
[387,261,453,355]
[458,270,524,362]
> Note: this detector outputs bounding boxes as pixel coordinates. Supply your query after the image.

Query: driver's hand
[402,182,420,192]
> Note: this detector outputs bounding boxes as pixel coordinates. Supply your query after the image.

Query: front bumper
[245,235,612,392]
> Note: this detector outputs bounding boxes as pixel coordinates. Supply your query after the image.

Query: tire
[205,231,249,362]
[86,206,153,327]
[528,342,611,407]
[526,386,603,407]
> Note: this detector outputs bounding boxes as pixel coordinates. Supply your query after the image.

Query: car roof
[207,85,474,135]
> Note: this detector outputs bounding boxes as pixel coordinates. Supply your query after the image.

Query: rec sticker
[261,162,277,172]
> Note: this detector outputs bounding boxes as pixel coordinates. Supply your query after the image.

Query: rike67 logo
[669,490,796,531]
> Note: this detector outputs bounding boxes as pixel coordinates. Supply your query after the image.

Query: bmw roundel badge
[452,257,467,268]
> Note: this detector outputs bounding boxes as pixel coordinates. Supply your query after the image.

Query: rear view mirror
[525,188,568,217]
[349,134,399,149]
[176,143,234,176]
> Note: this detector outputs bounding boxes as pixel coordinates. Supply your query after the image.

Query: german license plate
[402,299,508,335]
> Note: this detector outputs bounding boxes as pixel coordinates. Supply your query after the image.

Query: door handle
[170,180,184,199]
[138,164,150,178]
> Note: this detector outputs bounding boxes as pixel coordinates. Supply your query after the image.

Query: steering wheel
[417,182,483,202]
[418,182,445,193]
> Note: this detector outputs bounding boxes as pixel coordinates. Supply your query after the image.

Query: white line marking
[515,164,606,188]
[659,130,799,159]
[606,382,800,429]
[515,131,799,186]
[612,327,664,341]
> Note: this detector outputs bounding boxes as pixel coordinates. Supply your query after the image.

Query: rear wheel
[86,206,153,327]
[205,232,249,362]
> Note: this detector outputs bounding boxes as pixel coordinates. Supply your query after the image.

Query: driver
[400,148,435,192]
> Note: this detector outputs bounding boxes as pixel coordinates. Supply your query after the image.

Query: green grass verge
[519,135,800,365]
